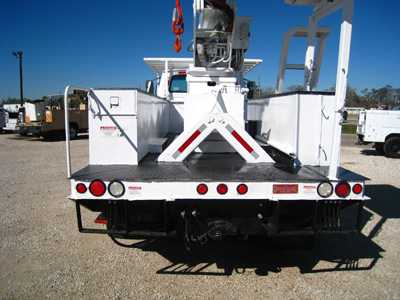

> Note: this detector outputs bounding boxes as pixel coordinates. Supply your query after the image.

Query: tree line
[255,84,400,109]
[2,97,31,104]
[4,84,400,109]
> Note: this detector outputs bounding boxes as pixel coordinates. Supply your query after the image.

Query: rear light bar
[77,180,126,197]
[74,180,363,199]
[196,183,249,195]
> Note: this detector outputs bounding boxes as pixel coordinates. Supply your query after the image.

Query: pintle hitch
[207,220,238,240]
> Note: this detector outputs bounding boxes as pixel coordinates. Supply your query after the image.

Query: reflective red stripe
[231,130,254,153]
[178,130,201,153]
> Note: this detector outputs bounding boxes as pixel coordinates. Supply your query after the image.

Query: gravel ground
[1,133,399,299]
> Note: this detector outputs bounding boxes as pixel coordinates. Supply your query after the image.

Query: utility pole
[12,51,24,107]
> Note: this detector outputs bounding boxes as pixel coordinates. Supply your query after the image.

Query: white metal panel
[364,112,383,141]
[89,115,139,165]
[362,110,400,142]
[157,111,273,163]
[88,89,169,165]
[318,95,336,165]
[184,93,245,130]
[247,93,335,166]
[89,89,137,115]
[136,91,169,160]
[169,100,184,133]
[89,89,139,165]
[382,111,400,129]
[248,94,298,156]
[25,102,45,122]
[3,104,21,113]
[70,178,367,201]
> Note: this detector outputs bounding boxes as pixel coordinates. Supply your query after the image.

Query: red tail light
[217,184,228,195]
[352,184,363,194]
[89,180,106,196]
[237,184,248,195]
[335,181,350,197]
[197,184,208,195]
[76,183,87,194]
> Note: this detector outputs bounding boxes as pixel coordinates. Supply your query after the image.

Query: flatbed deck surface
[71,153,366,182]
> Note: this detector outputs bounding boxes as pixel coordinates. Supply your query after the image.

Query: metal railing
[64,85,91,178]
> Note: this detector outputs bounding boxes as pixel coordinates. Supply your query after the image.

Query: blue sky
[1,0,399,100]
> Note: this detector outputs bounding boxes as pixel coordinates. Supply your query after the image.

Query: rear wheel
[384,137,400,158]
[69,125,78,140]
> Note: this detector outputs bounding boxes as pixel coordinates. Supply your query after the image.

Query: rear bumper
[73,197,368,240]
[16,124,43,134]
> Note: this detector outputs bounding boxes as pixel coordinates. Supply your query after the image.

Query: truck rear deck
[71,152,368,184]
[70,151,367,242]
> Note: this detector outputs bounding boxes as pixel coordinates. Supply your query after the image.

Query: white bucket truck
[357,109,400,158]
[65,0,368,249]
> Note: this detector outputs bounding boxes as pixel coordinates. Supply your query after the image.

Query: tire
[384,137,400,158]
[69,125,78,140]
[374,143,385,155]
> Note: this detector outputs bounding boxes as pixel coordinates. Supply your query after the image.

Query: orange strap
[172,0,184,52]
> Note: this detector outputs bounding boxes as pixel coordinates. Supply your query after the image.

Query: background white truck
[357,110,400,158]
[1,103,21,132]
[65,0,368,249]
